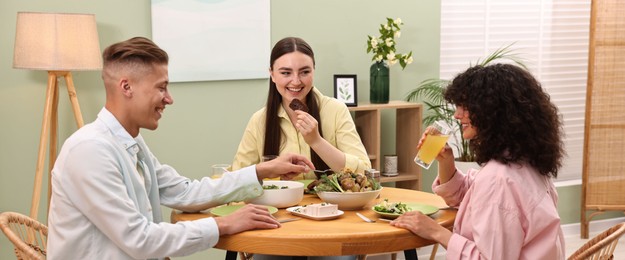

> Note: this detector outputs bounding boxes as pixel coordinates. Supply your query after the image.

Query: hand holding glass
[414,121,452,169]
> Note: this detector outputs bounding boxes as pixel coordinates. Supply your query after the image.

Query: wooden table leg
[225,250,238,260]
[404,249,418,260]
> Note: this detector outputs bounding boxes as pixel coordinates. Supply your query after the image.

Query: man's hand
[256,153,314,180]
[215,204,280,235]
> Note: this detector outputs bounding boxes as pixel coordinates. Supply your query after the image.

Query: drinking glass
[262,155,278,162]
[414,121,452,169]
[262,155,280,180]
[211,164,231,179]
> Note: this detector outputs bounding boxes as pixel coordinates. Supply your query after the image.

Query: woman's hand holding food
[293,110,346,171]
[294,110,322,145]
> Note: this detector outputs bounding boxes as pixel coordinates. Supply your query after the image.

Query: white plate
[286,206,344,220]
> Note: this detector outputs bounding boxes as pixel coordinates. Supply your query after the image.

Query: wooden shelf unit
[349,101,423,190]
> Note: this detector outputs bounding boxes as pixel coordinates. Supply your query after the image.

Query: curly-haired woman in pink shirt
[392,63,566,259]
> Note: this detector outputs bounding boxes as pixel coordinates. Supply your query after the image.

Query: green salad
[373,199,411,214]
[262,184,288,190]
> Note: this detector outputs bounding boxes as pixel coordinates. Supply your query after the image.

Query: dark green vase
[369,62,390,104]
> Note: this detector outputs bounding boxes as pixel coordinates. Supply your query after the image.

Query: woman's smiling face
[454,105,477,140]
[270,51,315,107]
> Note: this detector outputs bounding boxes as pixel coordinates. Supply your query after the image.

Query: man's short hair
[101,37,168,83]
[102,37,168,69]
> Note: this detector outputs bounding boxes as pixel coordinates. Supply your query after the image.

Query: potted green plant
[405,44,526,162]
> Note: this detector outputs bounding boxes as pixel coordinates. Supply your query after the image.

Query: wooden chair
[568,222,625,260]
[0,211,48,260]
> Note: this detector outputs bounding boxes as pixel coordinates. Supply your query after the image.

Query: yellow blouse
[231,88,371,179]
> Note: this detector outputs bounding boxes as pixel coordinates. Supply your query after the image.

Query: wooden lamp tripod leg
[45,71,86,211]
[63,72,85,128]
[30,72,58,220]
[31,71,86,221]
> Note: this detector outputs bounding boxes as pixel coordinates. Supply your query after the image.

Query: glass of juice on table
[414,121,451,169]
[211,164,231,179]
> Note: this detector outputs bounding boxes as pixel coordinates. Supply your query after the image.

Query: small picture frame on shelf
[333,74,357,107]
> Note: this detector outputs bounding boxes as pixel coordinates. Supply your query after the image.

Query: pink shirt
[433,160,565,260]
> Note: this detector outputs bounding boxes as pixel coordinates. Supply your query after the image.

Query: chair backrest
[0,211,48,260]
[568,222,625,260]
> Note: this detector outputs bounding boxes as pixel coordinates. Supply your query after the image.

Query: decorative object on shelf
[333,74,358,107]
[369,62,389,104]
[13,12,102,219]
[384,155,398,175]
[366,17,413,104]
[348,102,422,190]
[405,43,525,163]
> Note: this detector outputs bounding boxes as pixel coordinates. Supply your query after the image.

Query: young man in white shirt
[47,37,314,260]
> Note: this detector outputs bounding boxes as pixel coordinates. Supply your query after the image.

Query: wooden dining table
[170,187,456,259]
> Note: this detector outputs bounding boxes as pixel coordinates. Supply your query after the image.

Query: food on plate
[308,168,381,193]
[293,203,338,217]
[373,199,412,214]
[263,184,288,190]
[289,99,309,112]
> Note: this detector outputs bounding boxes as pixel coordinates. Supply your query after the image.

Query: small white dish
[286,206,344,220]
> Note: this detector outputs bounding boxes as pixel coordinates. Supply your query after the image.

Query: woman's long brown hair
[264,37,329,171]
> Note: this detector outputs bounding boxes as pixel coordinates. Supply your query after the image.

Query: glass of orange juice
[414,121,451,169]
[211,164,231,179]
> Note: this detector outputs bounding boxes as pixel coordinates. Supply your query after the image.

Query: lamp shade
[13,12,102,71]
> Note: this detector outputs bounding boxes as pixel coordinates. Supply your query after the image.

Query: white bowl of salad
[247,180,304,208]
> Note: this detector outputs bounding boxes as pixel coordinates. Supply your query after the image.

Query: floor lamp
[13,12,102,220]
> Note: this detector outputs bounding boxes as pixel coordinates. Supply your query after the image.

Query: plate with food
[308,168,381,193]
[286,203,344,220]
[210,204,278,217]
[372,199,438,219]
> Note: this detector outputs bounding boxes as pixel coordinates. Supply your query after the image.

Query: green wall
[0,1,620,259]
[0,0,439,259]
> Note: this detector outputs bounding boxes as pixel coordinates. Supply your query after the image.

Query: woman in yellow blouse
[231,37,370,180]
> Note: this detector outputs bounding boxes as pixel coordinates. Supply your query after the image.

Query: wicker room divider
[581,0,625,239]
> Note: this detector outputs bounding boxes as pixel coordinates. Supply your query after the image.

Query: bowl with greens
[311,169,382,210]
[246,180,304,208]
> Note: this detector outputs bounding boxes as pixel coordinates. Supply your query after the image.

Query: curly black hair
[443,63,564,177]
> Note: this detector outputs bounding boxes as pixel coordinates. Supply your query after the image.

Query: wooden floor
[367,219,625,260]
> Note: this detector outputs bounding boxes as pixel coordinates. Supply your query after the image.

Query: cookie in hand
[289,99,309,112]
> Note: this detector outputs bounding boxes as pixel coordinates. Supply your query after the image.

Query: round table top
[171,187,456,256]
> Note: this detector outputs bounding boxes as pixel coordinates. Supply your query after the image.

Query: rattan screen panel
[581,0,625,239]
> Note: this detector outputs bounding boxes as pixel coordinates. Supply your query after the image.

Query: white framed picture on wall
[151,0,270,82]
[334,74,357,107]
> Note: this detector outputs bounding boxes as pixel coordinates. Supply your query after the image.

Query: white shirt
[48,108,263,260]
